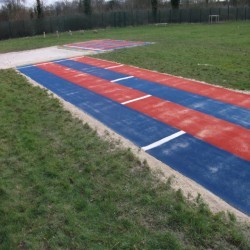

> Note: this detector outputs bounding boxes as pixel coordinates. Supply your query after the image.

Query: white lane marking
[75,73,86,77]
[121,95,151,105]
[37,62,52,66]
[18,62,52,69]
[142,131,186,151]
[17,65,34,69]
[71,56,85,60]
[111,76,134,82]
[53,59,68,63]
[66,92,79,96]
[65,45,105,51]
[105,65,124,69]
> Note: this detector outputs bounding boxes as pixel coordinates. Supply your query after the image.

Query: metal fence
[0,7,249,40]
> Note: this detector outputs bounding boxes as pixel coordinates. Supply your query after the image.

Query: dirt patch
[19,70,250,223]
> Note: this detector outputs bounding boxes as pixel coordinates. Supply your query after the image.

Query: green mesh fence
[0,7,249,40]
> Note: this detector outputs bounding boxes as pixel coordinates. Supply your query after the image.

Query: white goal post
[209,15,220,23]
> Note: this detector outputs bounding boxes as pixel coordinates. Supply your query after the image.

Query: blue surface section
[58,60,250,129]
[18,65,250,215]
[148,134,250,215]
[18,66,178,147]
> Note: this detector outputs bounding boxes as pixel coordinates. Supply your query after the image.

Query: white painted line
[121,95,151,105]
[142,131,186,151]
[18,61,54,69]
[17,65,34,69]
[105,65,124,69]
[71,56,85,60]
[65,92,79,96]
[53,59,68,63]
[74,73,86,77]
[111,76,134,82]
[65,45,105,52]
[37,62,52,66]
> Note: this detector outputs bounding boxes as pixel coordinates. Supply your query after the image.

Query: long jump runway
[17,56,250,215]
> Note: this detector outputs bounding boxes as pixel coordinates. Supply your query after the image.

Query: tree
[36,0,43,18]
[151,0,157,22]
[84,0,91,15]
[92,0,105,13]
[171,0,180,9]
[2,0,25,4]
[0,0,27,20]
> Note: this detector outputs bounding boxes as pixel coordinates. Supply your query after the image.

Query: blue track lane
[18,66,250,215]
[18,66,179,147]
[148,135,250,215]
[57,60,250,129]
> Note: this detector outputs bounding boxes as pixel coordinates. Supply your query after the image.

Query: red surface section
[76,56,250,109]
[74,56,121,68]
[37,63,145,103]
[37,62,250,161]
[126,96,250,161]
[65,39,147,51]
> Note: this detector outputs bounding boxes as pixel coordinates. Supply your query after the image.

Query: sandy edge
[16,69,249,223]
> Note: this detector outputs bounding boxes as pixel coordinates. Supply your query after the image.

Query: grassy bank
[0,69,249,249]
[0,22,250,90]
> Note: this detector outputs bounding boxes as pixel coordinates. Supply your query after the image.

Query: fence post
[189,9,192,23]
[180,9,182,23]
[114,12,116,27]
[236,7,238,21]
[8,21,12,38]
[200,9,202,23]
[117,12,120,27]
[22,20,25,36]
[62,16,65,31]
[50,17,53,33]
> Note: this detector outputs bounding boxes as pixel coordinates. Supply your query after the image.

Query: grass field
[0,22,250,249]
[1,69,250,249]
[0,21,249,90]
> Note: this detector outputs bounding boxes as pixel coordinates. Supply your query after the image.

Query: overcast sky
[0,0,58,7]
[25,0,56,6]
[1,0,109,8]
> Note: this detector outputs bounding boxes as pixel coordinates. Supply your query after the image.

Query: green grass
[0,21,250,90]
[0,69,250,249]
[0,22,249,248]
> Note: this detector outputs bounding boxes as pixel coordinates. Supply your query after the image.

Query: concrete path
[0,46,94,69]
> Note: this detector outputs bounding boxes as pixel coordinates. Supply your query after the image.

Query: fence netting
[0,7,249,40]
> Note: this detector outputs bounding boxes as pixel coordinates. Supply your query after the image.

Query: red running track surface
[37,62,250,161]
[74,57,250,109]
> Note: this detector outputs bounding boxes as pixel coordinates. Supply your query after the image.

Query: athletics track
[17,56,250,215]
[62,39,154,52]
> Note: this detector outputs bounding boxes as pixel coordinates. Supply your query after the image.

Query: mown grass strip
[0,69,249,249]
